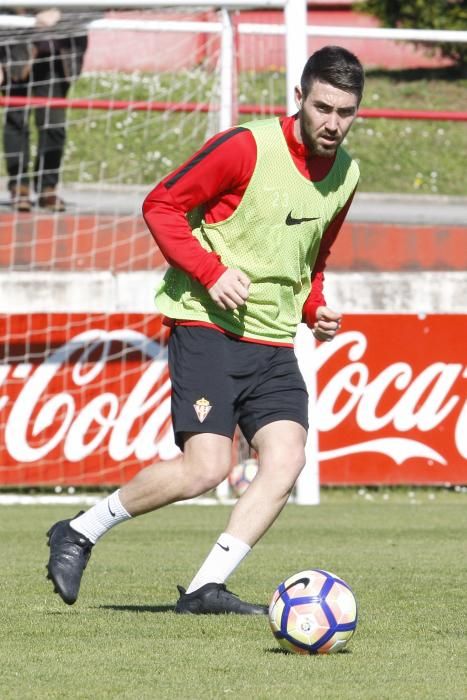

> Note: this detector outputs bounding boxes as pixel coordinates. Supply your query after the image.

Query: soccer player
[46,45,364,614]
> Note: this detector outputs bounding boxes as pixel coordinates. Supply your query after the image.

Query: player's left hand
[312,306,342,342]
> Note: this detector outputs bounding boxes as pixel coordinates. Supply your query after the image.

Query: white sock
[185,533,251,594]
[70,490,132,544]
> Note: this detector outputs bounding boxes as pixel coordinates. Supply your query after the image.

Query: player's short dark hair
[301,45,365,104]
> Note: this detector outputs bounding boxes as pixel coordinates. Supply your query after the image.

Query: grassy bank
[1,66,465,195]
[346,67,467,194]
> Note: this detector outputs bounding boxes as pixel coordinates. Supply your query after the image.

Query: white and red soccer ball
[269,569,358,654]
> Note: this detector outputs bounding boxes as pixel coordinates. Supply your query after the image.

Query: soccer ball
[228,458,258,497]
[269,569,358,655]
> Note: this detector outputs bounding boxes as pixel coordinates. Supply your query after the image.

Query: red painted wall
[1,214,464,272]
[83,6,452,73]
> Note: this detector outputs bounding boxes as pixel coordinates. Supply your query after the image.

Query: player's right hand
[208,268,250,310]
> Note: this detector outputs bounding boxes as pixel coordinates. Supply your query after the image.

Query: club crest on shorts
[193,397,212,423]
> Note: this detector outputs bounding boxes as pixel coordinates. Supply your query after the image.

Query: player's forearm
[302,272,326,327]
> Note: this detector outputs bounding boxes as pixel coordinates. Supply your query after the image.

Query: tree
[357,0,467,66]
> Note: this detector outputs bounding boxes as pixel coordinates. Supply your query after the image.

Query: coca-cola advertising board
[0,313,466,486]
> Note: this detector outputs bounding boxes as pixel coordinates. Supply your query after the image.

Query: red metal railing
[1,95,466,121]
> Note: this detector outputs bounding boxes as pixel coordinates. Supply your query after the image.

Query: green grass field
[2,489,466,699]
[1,66,466,196]
[65,66,467,195]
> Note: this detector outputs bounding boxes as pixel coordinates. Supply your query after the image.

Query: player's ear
[294,86,303,110]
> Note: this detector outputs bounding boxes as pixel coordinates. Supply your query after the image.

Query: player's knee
[294,446,307,475]
[183,450,231,495]
[198,465,229,493]
[276,440,306,471]
[253,422,307,481]
[261,444,306,491]
[282,448,306,489]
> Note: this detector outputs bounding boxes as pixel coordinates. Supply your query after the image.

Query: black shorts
[168,325,309,450]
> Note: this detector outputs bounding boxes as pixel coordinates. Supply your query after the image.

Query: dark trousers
[2,55,70,193]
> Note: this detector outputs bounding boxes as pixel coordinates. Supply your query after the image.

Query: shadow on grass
[98,603,175,613]
[265,646,352,656]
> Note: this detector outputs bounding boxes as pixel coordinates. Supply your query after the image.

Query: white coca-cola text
[1,328,466,470]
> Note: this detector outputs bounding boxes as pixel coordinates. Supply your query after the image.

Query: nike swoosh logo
[216,542,230,552]
[285,211,320,226]
[278,576,314,602]
[284,576,311,591]
[108,501,116,517]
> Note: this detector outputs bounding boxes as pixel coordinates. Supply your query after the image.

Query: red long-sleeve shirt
[143,114,355,335]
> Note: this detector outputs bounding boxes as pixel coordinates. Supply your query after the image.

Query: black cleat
[175,583,268,615]
[46,512,93,605]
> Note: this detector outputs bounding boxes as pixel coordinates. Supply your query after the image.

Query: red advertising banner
[0,314,174,486]
[310,314,466,485]
[0,313,466,486]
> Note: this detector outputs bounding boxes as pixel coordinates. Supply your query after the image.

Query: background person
[46,45,365,614]
[0,7,88,212]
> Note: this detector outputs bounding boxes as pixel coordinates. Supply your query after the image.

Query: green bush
[357,0,467,66]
